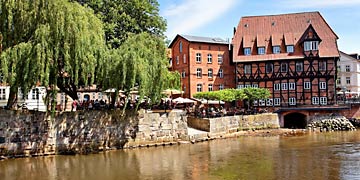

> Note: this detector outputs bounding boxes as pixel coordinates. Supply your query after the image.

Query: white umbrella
[172,97,195,104]
[191,98,225,104]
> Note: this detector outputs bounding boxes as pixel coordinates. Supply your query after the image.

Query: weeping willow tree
[0,0,106,109]
[98,32,179,108]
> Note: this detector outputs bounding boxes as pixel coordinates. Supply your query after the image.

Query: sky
[158,0,360,54]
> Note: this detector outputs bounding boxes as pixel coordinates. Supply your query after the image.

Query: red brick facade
[169,35,235,98]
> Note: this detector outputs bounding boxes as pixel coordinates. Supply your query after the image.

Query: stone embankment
[307,115,356,132]
[349,118,360,127]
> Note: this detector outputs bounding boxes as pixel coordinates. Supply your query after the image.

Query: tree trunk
[57,78,78,101]
[6,86,18,109]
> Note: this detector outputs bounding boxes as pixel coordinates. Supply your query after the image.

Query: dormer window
[304,41,319,51]
[286,45,294,53]
[244,48,251,55]
[258,47,265,55]
[273,46,280,54]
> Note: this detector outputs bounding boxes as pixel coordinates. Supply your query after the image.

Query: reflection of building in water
[276,137,341,179]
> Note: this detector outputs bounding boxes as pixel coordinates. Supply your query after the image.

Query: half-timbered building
[232,12,340,110]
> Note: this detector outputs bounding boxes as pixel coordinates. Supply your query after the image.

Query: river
[1,130,360,180]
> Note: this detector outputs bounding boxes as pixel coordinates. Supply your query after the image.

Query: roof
[169,34,228,48]
[339,51,360,61]
[232,11,340,62]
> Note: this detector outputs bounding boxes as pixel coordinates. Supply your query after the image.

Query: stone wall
[0,110,188,157]
[188,113,280,134]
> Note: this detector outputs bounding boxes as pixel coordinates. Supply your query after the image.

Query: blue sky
[158,0,360,54]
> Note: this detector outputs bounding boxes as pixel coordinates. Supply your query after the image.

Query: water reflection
[1,131,360,180]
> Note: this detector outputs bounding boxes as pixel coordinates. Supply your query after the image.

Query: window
[245,84,251,88]
[319,61,326,71]
[289,97,296,105]
[244,47,251,55]
[181,71,186,78]
[319,82,326,89]
[196,68,202,78]
[244,65,251,74]
[320,97,327,105]
[32,89,39,100]
[176,56,179,64]
[266,99,273,106]
[0,88,6,100]
[92,92,96,99]
[346,77,351,84]
[197,84,202,92]
[274,84,280,91]
[259,99,265,106]
[304,81,311,89]
[183,54,186,63]
[296,62,303,72]
[218,54,223,64]
[61,93,65,103]
[219,69,224,78]
[253,100,258,106]
[99,92,103,99]
[281,83,288,90]
[273,46,281,54]
[346,65,350,72]
[208,69,213,78]
[196,53,201,63]
[281,63,288,72]
[237,84,244,89]
[179,41,183,52]
[252,84,258,88]
[289,82,296,90]
[219,84,224,90]
[266,63,273,73]
[207,54,212,63]
[258,47,265,55]
[337,65,341,71]
[274,98,281,106]
[337,78,341,85]
[286,45,294,53]
[312,97,319,105]
[304,41,319,51]
[208,84,213,91]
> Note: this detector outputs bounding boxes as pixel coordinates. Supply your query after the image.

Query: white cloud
[161,0,239,40]
[284,0,360,8]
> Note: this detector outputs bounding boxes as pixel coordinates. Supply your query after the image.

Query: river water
[1,130,360,180]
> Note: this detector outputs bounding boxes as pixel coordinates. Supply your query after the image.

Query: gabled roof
[232,11,340,62]
[339,51,360,61]
[169,34,228,48]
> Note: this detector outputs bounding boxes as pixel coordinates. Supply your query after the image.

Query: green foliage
[0,0,106,107]
[237,87,271,102]
[99,32,175,105]
[74,0,166,48]
[193,87,270,104]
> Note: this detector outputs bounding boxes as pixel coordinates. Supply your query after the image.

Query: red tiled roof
[232,12,339,62]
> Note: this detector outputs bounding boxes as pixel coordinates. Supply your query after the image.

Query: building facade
[232,12,340,109]
[169,35,235,98]
[337,51,360,94]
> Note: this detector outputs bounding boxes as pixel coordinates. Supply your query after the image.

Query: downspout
[187,42,191,98]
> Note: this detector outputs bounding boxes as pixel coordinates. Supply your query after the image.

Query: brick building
[169,35,235,98]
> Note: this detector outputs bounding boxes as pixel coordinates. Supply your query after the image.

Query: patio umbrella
[162,89,184,97]
[172,97,195,104]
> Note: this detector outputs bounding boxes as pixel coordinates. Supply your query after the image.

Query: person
[72,100,77,112]
[88,102,93,110]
